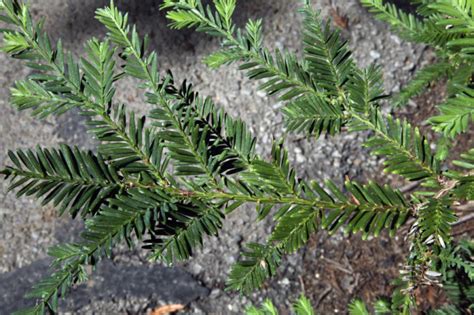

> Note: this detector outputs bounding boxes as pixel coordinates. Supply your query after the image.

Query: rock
[0,259,209,314]
[370,50,381,59]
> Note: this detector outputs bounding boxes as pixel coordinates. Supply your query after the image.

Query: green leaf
[2,146,123,218]
[282,94,346,138]
[301,5,354,95]
[294,295,315,315]
[418,198,457,248]
[348,299,370,315]
[360,0,428,43]
[394,62,451,107]
[246,299,279,315]
[354,110,440,182]
[227,243,282,293]
[430,87,474,138]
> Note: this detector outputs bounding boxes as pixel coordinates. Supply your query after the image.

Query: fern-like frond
[394,62,451,107]
[323,180,410,238]
[444,146,474,205]
[16,258,88,315]
[246,299,279,315]
[301,4,354,95]
[269,205,319,253]
[164,78,257,174]
[390,277,416,315]
[428,1,474,32]
[148,91,221,185]
[231,179,410,293]
[348,299,370,315]
[418,198,457,247]
[87,104,168,182]
[347,65,386,115]
[1,146,123,218]
[282,94,347,138]
[241,141,299,197]
[360,0,427,42]
[246,295,315,315]
[352,110,440,181]
[147,201,225,263]
[96,2,160,87]
[97,2,257,186]
[227,243,282,294]
[430,305,463,315]
[81,38,117,107]
[81,190,163,254]
[162,0,322,104]
[363,0,473,50]
[161,0,236,35]
[241,48,322,101]
[447,61,474,96]
[293,295,314,315]
[454,147,474,170]
[10,79,80,118]
[430,87,474,138]
[437,242,474,281]
[0,0,169,186]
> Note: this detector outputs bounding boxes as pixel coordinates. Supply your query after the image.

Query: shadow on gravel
[0,259,209,314]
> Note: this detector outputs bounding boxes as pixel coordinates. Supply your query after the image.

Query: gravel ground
[0,0,428,314]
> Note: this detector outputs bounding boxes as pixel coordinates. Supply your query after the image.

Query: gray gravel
[0,0,427,314]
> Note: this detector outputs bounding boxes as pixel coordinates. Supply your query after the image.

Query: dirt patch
[300,231,405,313]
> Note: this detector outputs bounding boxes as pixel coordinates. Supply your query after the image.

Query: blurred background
[0,0,437,313]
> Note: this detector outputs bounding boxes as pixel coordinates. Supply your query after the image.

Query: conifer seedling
[0,0,473,313]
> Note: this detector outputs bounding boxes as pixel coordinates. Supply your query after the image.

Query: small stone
[403,62,415,71]
[190,263,203,275]
[280,278,290,286]
[256,90,267,98]
[370,50,381,59]
[210,289,221,298]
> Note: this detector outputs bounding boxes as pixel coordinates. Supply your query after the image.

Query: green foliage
[246,299,279,315]
[301,6,354,96]
[430,87,474,138]
[394,62,451,107]
[363,0,474,141]
[246,296,314,315]
[282,94,347,138]
[360,0,427,42]
[293,295,315,315]
[359,110,440,181]
[227,243,282,294]
[418,198,457,247]
[348,299,370,315]
[436,240,474,281]
[0,0,473,314]
[2,146,123,218]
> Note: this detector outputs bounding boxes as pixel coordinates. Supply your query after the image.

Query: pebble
[370,50,381,60]
[280,278,290,286]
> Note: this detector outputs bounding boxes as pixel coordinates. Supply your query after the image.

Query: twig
[399,181,422,194]
[314,287,332,309]
[298,275,306,295]
[321,257,353,274]
[453,201,474,212]
[453,213,474,227]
